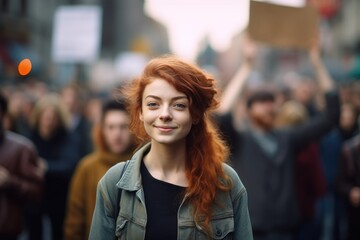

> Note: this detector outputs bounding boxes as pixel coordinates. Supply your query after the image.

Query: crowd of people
[0,37,360,240]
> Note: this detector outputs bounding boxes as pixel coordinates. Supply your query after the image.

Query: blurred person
[216,37,339,240]
[64,99,135,240]
[26,93,83,240]
[289,78,319,117]
[274,85,291,109]
[2,89,36,136]
[276,101,326,240]
[0,93,44,240]
[2,108,17,132]
[60,83,92,157]
[5,90,23,132]
[319,103,359,240]
[339,83,353,105]
[17,92,37,137]
[90,56,253,239]
[337,133,360,240]
[289,39,341,118]
[28,80,48,99]
[338,103,359,138]
[349,82,360,127]
[84,96,103,126]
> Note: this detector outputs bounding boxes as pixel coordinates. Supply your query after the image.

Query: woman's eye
[146,102,159,108]
[173,103,187,109]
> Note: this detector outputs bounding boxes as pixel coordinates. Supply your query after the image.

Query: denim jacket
[89,143,253,239]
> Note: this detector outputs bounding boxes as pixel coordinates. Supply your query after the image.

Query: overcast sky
[145,0,306,60]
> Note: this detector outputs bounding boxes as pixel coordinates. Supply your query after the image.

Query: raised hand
[309,33,321,66]
[242,34,258,65]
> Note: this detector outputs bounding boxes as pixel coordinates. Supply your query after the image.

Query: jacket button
[215,228,222,237]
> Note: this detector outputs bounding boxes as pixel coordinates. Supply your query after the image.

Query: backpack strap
[115,160,130,217]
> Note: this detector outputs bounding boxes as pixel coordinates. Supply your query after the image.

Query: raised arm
[290,88,340,150]
[217,37,256,115]
[309,36,335,93]
[2,145,44,201]
[289,40,339,149]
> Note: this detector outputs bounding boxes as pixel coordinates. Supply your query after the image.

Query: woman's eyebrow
[172,96,188,101]
[144,95,188,100]
[144,95,161,100]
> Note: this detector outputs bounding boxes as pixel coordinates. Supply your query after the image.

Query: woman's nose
[159,106,172,121]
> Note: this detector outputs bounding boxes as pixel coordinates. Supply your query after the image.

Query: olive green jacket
[89,143,253,239]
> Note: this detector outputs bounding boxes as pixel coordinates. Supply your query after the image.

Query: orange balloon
[18,58,32,76]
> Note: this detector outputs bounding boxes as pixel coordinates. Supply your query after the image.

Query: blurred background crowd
[1,0,360,240]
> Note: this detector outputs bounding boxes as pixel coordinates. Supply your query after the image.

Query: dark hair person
[89,56,253,239]
[64,99,135,240]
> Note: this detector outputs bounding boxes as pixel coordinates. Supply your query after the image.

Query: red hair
[123,55,231,234]
[91,124,108,152]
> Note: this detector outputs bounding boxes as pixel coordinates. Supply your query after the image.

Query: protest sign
[248,1,319,49]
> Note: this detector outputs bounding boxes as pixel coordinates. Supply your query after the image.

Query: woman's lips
[154,125,177,132]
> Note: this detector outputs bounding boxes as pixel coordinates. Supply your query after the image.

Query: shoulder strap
[115,160,130,217]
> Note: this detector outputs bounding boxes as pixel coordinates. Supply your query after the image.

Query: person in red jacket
[0,93,44,240]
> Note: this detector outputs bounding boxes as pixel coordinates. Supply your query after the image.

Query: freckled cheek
[142,118,154,137]
[141,110,158,125]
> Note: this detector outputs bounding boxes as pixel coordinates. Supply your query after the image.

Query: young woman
[90,56,253,239]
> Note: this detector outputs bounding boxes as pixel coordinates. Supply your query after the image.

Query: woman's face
[140,78,193,145]
[39,106,60,133]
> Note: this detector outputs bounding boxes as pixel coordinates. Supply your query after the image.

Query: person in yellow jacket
[64,99,135,240]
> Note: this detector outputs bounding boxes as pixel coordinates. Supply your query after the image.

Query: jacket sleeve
[289,91,340,151]
[89,163,125,240]
[89,176,117,239]
[233,187,253,240]
[7,144,43,201]
[224,164,253,240]
[64,161,87,240]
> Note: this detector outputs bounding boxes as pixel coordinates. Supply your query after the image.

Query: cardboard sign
[248,1,319,49]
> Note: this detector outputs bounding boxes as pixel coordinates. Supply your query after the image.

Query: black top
[141,160,185,240]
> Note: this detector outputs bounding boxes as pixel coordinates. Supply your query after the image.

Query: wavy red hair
[123,55,231,234]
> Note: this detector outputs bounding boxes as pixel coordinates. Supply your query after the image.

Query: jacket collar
[116,142,151,192]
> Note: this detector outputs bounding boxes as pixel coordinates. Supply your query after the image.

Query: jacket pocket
[196,215,234,240]
[115,216,128,239]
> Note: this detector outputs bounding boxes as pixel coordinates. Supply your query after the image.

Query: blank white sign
[51,5,102,63]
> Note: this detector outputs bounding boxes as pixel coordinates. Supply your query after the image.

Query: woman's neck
[144,140,188,187]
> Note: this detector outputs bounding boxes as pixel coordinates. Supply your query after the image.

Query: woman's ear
[139,111,143,121]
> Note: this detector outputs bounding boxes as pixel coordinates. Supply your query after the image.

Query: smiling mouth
[154,126,177,132]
